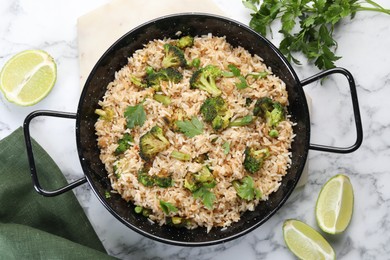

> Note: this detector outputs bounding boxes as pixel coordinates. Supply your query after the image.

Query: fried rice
[95,34,294,232]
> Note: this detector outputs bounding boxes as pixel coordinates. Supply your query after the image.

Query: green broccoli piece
[95,107,114,121]
[194,166,214,183]
[243,147,270,174]
[200,96,227,122]
[188,58,201,68]
[184,173,200,192]
[162,44,187,68]
[137,169,155,187]
[253,97,285,127]
[159,67,183,83]
[190,65,223,97]
[184,165,215,192]
[176,35,194,49]
[171,150,191,161]
[129,75,147,88]
[200,96,231,131]
[139,125,170,161]
[137,168,173,188]
[115,133,134,155]
[211,112,231,131]
[228,115,255,127]
[253,97,286,137]
[146,67,183,91]
[153,94,171,105]
[153,175,173,188]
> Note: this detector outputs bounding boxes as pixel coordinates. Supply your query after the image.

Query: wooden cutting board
[77,0,224,88]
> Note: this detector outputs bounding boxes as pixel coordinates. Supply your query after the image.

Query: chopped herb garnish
[193,186,216,210]
[222,141,230,155]
[175,116,204,138]
[104,191,111,199]
[159,200,178,214]
[243,0,390,70]
[124,104,146,129]
[233,176,262,201]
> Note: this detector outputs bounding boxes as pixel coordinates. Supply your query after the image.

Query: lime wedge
[283,219,335,260]
[316,174,354,234]
[0,49,56,106]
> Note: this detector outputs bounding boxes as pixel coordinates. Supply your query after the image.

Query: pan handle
[300,67,363,153]
[23,110,87,197]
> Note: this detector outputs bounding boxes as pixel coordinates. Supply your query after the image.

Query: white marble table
[1,0,389,259]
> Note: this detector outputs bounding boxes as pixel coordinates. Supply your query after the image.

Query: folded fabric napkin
[0,127,115,259]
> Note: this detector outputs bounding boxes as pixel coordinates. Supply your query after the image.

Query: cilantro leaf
[159,200,178,214]
[233,176,262,201]
[124,104,146,129]
[175,116,204,138]
[193,186,216,209]
[222,141,230,155]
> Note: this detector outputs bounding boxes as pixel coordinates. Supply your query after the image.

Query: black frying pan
[23,13,363,246]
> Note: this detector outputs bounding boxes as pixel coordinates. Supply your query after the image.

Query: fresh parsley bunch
[243,0,390,70]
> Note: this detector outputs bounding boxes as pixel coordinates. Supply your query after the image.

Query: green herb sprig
[243,0,390,70]
[175,116,204,138]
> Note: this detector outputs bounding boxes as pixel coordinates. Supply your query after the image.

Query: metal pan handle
[300,67,363,153]
[23,110,87,197]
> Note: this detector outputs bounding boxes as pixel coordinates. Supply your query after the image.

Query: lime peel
[0,49,57,106]
[315,174,354,234]
[283,219,335,260]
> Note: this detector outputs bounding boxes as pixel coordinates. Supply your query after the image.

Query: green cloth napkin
[0,127,115,259]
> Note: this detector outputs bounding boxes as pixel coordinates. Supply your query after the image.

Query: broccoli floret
[129,75,147,88]
[162,44,187,68]
[95,107,114,121]
[176,35,194,49]
[163,107,188,132]
[184,173,200,192]
[139,125,170,161]
[194,166,214,183]
[184,166,215,192]
[243,147,270,173]
[138,167,173,188]
[115,133,134,155]
[267,102,285,127]
[137,169,155,187]
[188,58,201,68]
[253,97,285,126]
[154,175,173,188]
[146,68,183,91]
[190,65,222,97]
[200,96,231,131]
[159,67,183,83]
[200,96,227,122]
[253,97,286,137]
[211,112,232,131]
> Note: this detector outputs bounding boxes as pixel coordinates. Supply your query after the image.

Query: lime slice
[283,219,335,260]
[316,174,354,234]
[0,49,56,106]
